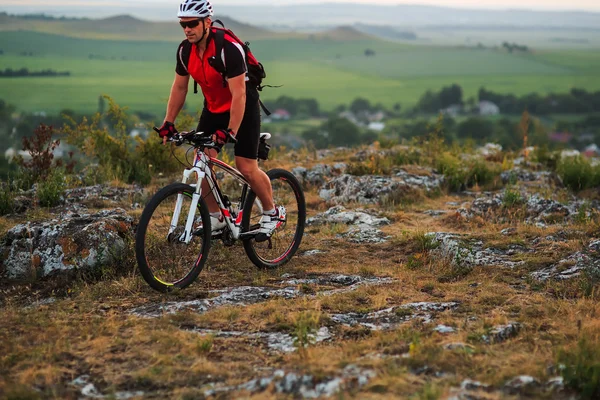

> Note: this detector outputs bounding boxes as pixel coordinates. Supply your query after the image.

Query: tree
[364,49,376,57]
[350,97,372,115]
[439,84,463,108]
[326,117,361,147]
[456,118,494,142]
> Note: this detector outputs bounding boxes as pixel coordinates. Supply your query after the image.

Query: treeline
[0,68,71,77]
[479,87,600,115]
[0,12,86,21]
[262,96,321,118]
[415,84,600,115]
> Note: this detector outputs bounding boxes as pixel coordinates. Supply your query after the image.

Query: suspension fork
[170,166,206,244]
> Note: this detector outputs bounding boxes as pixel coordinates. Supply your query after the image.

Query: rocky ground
[1,144,599,399]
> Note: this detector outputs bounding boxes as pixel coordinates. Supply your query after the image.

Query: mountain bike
[135,130,306,293]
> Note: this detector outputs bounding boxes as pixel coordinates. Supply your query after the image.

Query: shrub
[467,159,500,188]
[0,182,14,215]
[559,335,600,399]
[37,168,66,207]
[557,156,600,192]
[61,96,192,185]
[436,152,466,192]
[502,188,524,208]
[14,124,61,182]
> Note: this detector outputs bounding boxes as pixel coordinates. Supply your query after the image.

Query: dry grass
[1,147,599,398]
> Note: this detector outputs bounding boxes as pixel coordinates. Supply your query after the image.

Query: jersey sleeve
[222,39,247,79]
[176,41,189,76]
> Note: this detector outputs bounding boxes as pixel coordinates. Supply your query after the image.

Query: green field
[1,31,600,116]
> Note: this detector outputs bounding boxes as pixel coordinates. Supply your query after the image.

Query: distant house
[271,109,291,121]
[478,100,500,116]
[549,131,573,144]
[367,122,385,132]
[440,104,462,118]
[339,111,360,126]
[583,144,600,158]
[368,111,386,122]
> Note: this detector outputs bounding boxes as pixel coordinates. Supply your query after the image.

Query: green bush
[503,188,524,208]
[467,159,500,188]
[436,152,466,192]
[436,152,501,192]
[559,336,600,399]
[37,168,66,207]
[0,182,14,216]
[557,156,600,192]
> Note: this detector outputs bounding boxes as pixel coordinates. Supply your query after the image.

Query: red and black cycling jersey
[176,29,248,114]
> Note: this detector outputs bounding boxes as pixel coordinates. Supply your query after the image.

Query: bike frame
[170,147,259,244]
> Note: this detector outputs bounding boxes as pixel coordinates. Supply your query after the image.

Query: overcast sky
[3,0,600,12]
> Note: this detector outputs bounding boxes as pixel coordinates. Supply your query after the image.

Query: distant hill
[0,13,276,42]
[354,24,418,42]
[313,26,375,41]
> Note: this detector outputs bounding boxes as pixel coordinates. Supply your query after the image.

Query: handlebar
[154,128,221,150]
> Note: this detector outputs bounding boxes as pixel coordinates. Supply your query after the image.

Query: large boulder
[1,209,134,281]
[320,170,443,205]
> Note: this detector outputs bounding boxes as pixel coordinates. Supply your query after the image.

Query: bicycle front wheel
[135,183,211,292]
[242,169,306,269]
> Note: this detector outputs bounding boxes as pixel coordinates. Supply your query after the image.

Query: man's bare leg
[201,149,220,213]
[235,156,274,211]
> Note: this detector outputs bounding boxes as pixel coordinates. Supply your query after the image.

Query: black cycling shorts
[196,86,261,160]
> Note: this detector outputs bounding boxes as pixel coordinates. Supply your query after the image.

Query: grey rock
[434,324,456,334]
[340,226,390,244]
[71,375,144,399]
[307,206,390,227]
[501,168,555,184]
[503,375,541,394]
[1,209,133,281]
[331,302,458,331]
[531,252,600,281]
[545,376,564,392]
[427,232,525,269]
[293,164,347,187]
[203,365,375,398]
[131,275,394,318]
[320,172,442,205]
[444,343,475,351]
[423,210,448,217]
[299,249,327,257]
[308,206,391,244]
[461,379,492,392]
[482,322,522,344]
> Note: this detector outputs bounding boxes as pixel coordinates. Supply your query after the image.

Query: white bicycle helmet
[178,0,214,18]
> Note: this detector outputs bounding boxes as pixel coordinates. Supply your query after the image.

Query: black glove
[212,129,237,152]
[157,121,177,139]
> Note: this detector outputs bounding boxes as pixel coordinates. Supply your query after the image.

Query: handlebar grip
[153,127,161,134]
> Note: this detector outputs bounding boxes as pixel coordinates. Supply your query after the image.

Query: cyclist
[157,0,284,242]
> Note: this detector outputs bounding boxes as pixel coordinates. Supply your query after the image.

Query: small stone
[434,324,456,334]
[504,375,541,394]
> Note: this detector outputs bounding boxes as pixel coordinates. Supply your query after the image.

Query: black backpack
[178,20,272,115]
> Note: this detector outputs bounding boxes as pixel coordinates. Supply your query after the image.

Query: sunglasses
[179,18,203,29]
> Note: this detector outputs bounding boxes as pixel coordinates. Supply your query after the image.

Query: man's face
[179,17,210,43]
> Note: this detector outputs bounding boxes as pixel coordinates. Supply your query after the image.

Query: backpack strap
[178,40,199,94]
[212,19,225,28]
[208,27,228,88]
[259,99,272,116]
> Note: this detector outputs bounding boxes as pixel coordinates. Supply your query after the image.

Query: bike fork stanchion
[178,167,206,244]
[170,193,185,237]
[182,192,202,244]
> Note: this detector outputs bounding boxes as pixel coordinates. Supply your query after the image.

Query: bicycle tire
[135,183,211,292]
[242,169,306,269]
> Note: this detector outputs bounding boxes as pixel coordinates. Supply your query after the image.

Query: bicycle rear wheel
[242,169,306,269]
[135,183,211,292]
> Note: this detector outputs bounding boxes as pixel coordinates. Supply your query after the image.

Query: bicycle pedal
[254,233,271,243]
